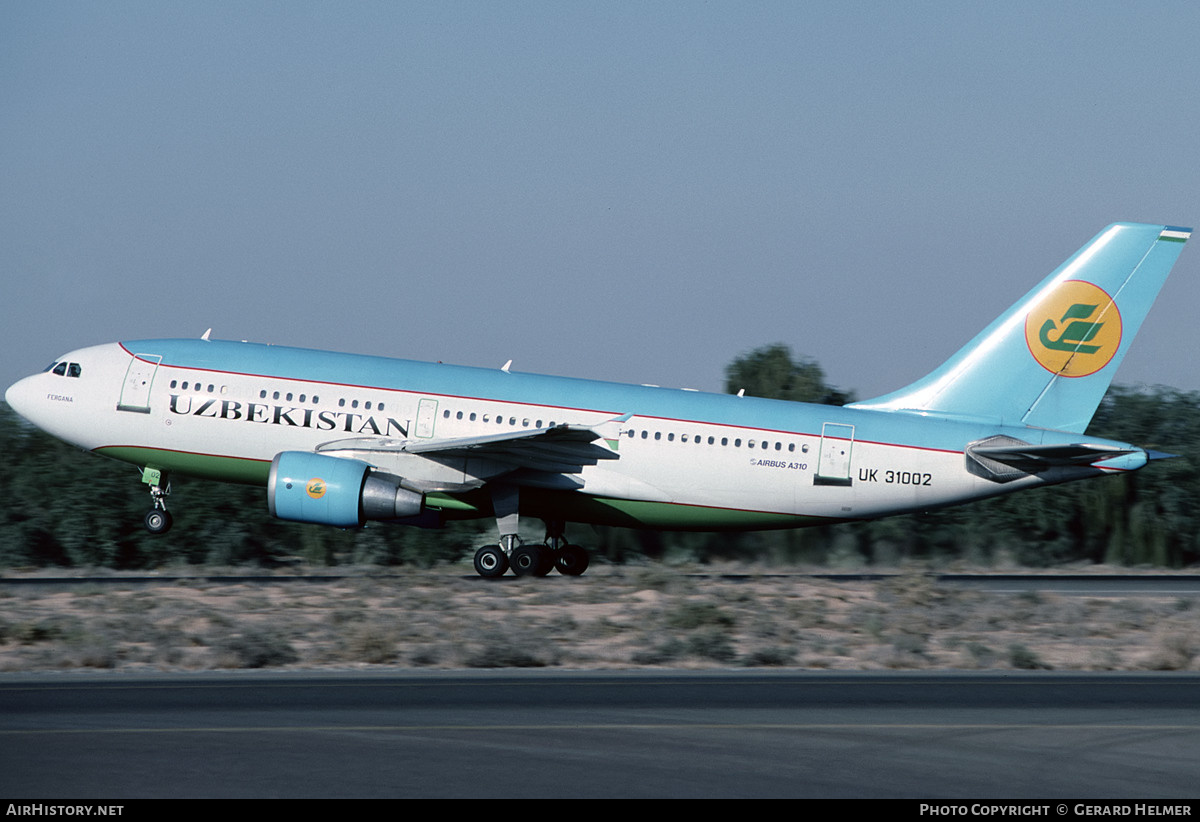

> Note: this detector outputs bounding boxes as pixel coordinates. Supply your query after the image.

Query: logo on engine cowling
[306,478,327,499]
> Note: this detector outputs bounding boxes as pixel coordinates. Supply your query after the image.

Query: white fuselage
[5,339,1137,531]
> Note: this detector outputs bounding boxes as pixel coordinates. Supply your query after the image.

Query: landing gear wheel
[555,544,589,576]
[473,545,509,578]
[144,509,173,535]
[510,544,544,577]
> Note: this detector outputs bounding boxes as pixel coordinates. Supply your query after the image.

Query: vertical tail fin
[848,223,1191,433]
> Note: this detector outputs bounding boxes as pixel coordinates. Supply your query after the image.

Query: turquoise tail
[848,223,1191,433]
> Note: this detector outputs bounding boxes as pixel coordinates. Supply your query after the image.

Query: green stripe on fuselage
[525,491,832,531]
[431,487,834,531]
[94,447,835,531]
[94,446,270,485]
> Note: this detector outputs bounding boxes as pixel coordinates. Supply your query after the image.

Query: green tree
[0,403,482,569]
[723,344,853,405]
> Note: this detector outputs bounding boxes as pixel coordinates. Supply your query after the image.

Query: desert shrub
[1008,643,1051,670]
[214,629,298,668]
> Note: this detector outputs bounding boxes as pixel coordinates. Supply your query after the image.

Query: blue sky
[3,2,1198,400]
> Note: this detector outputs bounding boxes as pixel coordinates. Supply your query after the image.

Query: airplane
[4,222,1192,577]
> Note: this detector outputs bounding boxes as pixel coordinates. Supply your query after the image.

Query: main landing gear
[141,468,173,535]
[471,495,591,579]
[472,535,591,579]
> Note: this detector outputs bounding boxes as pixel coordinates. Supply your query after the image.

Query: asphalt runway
[2,671,1198,798]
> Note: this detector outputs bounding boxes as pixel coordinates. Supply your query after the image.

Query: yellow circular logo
[305,478,327,499]
[1024,280,1122,377]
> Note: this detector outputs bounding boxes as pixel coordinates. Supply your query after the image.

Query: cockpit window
[49,362,81,377]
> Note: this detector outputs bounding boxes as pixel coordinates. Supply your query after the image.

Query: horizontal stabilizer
[971,441,1135,468]
[965,435,1141,483]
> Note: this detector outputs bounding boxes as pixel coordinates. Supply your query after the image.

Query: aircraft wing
[316,423,621,474]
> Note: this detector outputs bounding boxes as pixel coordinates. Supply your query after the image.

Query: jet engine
[267,451,424,527]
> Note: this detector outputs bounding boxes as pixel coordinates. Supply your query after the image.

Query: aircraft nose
[5,374,38,423]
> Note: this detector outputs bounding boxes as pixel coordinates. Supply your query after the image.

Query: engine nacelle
[267,451,424,527]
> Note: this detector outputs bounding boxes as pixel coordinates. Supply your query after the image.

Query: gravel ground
[1,563,1198,672]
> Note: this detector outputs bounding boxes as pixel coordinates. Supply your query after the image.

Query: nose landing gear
[141,468,173,534]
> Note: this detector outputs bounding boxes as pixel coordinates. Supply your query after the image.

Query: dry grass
[1,563,1198,672]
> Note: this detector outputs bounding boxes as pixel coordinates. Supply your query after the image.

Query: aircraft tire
[510,545,542,577]
[554,544,589,576]
[144,509,173,535]
[473,545,508,579]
